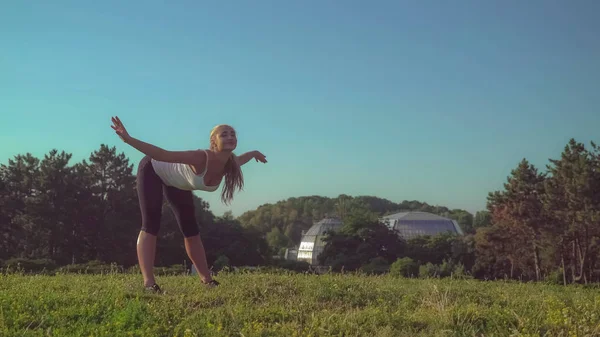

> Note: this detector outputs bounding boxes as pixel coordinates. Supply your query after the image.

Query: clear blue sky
[1,1,599,217]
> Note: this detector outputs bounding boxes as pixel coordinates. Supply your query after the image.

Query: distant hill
[236,194,473,247]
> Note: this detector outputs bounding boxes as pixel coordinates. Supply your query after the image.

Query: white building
[296,217,343,265]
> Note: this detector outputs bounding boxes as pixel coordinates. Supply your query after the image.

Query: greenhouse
[291,212,463,266]
[296,217,343,265]
[379,211,464,240]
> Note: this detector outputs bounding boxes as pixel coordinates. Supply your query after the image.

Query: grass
[1,271,600,336]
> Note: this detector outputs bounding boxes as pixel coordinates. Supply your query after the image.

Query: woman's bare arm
[236,150,267,166]
[111,116,204,166]
[126,136,202,165]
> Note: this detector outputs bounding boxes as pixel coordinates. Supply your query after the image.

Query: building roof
[303,217,343,236]
[380,211,451,221]
[380,211,464,238]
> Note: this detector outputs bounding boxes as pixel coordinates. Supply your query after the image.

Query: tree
[0,153,41,259]
[487,159,547,281]
[542,139,600,284]
[405,232,470,268]
[266,227,290,254]
[203,216,270,267]
[82,144,139,265]
[220,210,235,222]
[335,194,351,222]
[0,169,8,258]
[447,209,474,234]
[237,195,471,250]
[67,161,97,264]
[0,145,270,270]
[473,211,492,229]
[318,218,406,271]
[339,200,379,234]
[27,150,77,263]
[472,222,532,280]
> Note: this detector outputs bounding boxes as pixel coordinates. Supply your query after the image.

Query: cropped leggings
[136,155,200,237]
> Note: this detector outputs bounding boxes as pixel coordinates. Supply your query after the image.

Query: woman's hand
[236,150,267,166]
[111,116,131,142]
[253,151,267,163]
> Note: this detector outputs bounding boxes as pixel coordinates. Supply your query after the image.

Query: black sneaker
[203,279,219,287]
[145,283,162,293]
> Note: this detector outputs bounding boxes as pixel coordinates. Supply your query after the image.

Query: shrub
[213,255,230,271]
[419,262,440,278]
[545,268,565,285]
[389,257,419,278]
[439,259,454,278]
[156,264,187,276]
[451,262,472,279]
[2,258,57,274]
[359,257,390,275]
[273,259,311,273]
[57,260,123,274]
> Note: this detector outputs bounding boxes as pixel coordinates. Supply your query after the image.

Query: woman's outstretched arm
[236,150,267,166]
[126,136,202,164]
[111,116,203,166]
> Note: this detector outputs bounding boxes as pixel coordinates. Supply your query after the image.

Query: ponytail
[221,153,244,205]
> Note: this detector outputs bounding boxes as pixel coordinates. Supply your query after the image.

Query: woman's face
[212,125,237,152]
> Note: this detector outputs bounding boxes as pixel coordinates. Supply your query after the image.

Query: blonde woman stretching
[111,116,267,292]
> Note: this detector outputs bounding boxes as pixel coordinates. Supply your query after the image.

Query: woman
[110,116,267,292]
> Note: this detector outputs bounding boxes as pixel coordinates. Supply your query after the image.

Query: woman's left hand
[253,151,267,163]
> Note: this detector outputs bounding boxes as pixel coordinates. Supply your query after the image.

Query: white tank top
[150,150,221,192]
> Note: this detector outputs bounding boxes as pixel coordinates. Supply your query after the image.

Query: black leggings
[136,155,200,237]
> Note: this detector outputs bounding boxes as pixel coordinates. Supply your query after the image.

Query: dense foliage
[0,145,271,270]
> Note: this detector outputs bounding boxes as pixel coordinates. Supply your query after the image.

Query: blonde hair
[210,124,244,205]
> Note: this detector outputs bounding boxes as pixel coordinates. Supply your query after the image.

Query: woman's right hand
[111,116,131,142]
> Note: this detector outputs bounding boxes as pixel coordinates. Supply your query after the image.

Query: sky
[1,1,599,217]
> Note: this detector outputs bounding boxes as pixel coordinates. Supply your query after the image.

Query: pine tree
[542,139,600,284]
[0,154,40,258]
[487,159,546,281]
[82,144,139,265]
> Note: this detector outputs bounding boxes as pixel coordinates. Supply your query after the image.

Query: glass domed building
[379,211,464,240]
[290,212,464,266]
[296,217,343,265]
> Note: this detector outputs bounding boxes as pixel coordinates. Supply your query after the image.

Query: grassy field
[1,271,600,337]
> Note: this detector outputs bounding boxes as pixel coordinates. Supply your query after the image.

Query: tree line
[1,138,599,285]
[237,138,600,284]
[479,138,600,284]
[236,195,482,254]
[0,145,270,271]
